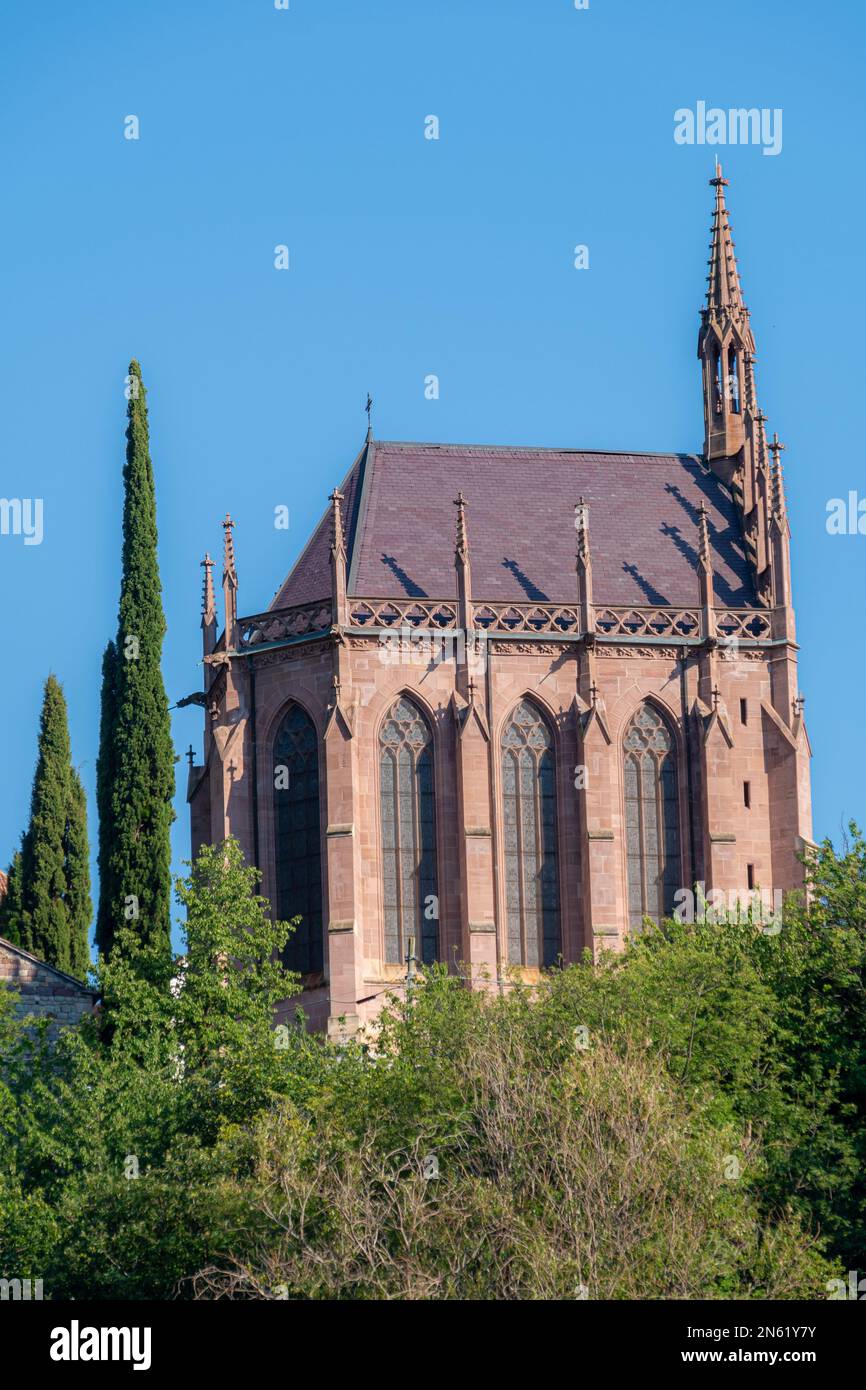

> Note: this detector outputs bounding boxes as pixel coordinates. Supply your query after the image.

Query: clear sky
[1,0,863,951]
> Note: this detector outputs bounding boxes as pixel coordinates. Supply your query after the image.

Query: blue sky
[1,0,863,948]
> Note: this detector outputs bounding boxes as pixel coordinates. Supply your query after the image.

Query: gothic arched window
[501,699,561,967]
[274,704,323,974]
[379,696,438,966]
[624,703,681,933]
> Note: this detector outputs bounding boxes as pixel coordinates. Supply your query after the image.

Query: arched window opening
[501,699,561,967]
[274,704,323,974]
[727,344,740,413]
[379,696,438,966]
[624,704,681,933]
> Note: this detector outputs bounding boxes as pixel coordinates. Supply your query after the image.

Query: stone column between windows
[578,701,623,954]
[323,703,362,1039]
[453,692,498,989]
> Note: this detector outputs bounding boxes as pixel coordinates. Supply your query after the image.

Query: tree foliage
[0,675,91,977]
[96,360,175,960]
[3,830,866,1299]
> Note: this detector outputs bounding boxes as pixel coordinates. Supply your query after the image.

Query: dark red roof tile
[271,440,756,612]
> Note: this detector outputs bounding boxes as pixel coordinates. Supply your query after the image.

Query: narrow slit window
[739,698,747,725]
[747,863,755,891]
[744,781,751,809]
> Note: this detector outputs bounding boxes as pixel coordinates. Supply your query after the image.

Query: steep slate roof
[271,439,756,613]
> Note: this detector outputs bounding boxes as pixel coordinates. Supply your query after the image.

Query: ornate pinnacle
[698,501,712,571]
[768,434,787,518]
[454,491,469,561]
[201,552,215,619]
[575,496,590,564]
[222,513,237,583]
[329,487,345,555]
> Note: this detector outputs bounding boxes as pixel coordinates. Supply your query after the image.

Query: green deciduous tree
[96,360,175,961]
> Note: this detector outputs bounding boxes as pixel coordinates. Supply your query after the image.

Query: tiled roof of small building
[271,439,757,611]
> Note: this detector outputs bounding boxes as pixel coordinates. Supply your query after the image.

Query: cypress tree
[0,847,27,949]
[65,767,93,979]
[95,639,118,948]
[95,360,175,959]
[19,676,73,972]
[0,678,92,977]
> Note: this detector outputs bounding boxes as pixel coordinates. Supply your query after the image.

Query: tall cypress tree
[95,360,175,959]
[0,678,92,976]
[65,766,92,979]
[95,639,118,949]
[21,675,72,970]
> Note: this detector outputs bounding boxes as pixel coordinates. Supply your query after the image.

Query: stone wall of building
[0,937,97,1043]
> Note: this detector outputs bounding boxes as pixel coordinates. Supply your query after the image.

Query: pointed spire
[698,164,756,469]
[706,163,746,313]
[329,487,348,626]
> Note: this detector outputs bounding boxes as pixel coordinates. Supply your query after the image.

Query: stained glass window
[624,703,681,933]
[501,699,560,967]
[274,704,323,974]
[379,696,438,965]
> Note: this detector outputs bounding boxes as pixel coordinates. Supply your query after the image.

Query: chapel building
[187,166,813,1035]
